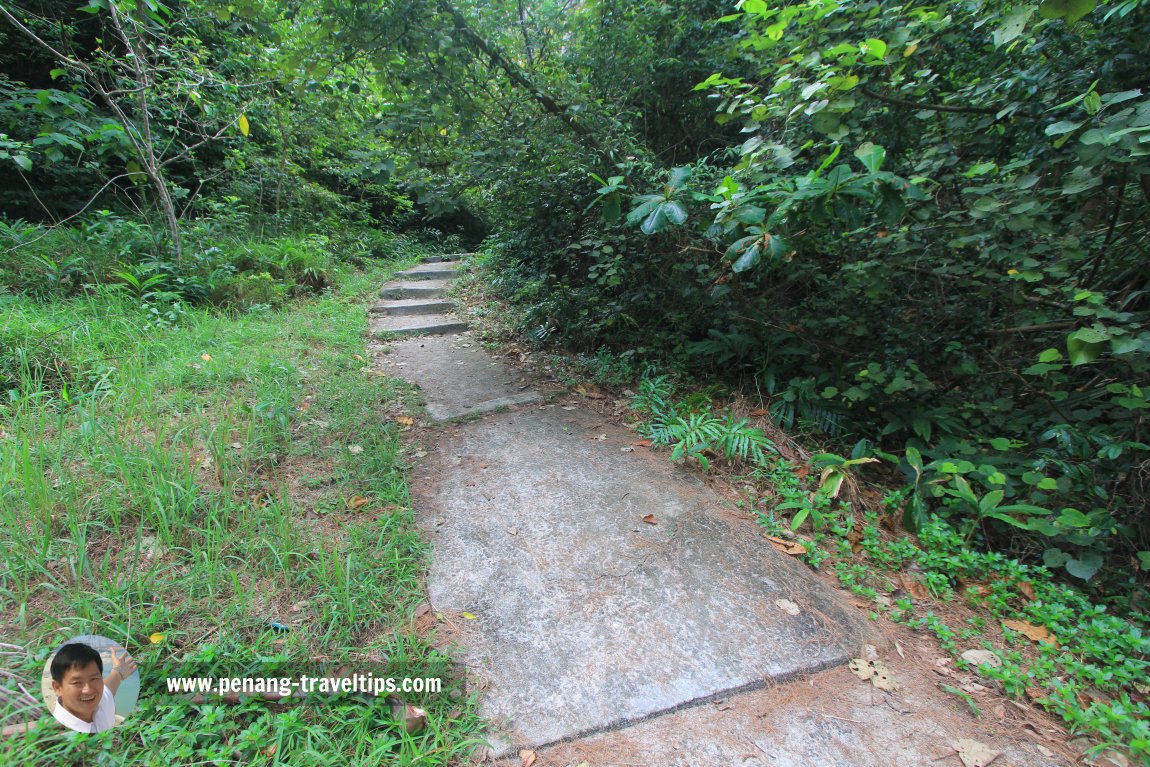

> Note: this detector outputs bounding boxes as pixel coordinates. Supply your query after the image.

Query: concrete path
[371,255,1067,766]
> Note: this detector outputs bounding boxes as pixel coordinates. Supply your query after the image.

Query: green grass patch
[0,246,485,764]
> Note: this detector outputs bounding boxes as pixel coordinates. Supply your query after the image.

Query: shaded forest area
[1,0,1148,758]
[6,0,1145,592]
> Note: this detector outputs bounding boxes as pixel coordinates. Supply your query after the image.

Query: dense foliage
[432,0,1150,596]
[2,0,1147,756]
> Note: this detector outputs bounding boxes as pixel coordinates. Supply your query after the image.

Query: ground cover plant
[0,243,484,765]
[628,372,1150,760]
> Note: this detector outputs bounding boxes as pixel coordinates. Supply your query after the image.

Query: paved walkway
[369,256,1066,767]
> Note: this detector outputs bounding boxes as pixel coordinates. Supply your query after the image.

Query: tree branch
[435,0,603,154]
[861,87,1039,120]
[987,320,1076,335]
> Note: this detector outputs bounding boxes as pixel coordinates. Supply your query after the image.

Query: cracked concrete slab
[411,406,874,751]
[382,333,541,420]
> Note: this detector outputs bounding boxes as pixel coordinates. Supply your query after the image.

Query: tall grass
[0,245,484,765]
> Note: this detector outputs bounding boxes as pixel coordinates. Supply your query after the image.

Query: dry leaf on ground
[954,738,1002,767]
[961,649,1003,669]
[849,659,898,691]
[642,514,657,525]
[775,598,801,616]
[574,384,605,399]
[1003,619,1058,645]
[764,535,808,555]
[520,750,537,767]
[394,415,415,427]
[897,572,929,599]
[347,495,369,510]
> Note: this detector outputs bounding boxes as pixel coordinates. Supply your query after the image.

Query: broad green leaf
[732,242,761,272]
[989,437,1011,450]
[993,7,1033,47]
[861,38,887,60]
[1045,120,1082,136]
[1065,552,1102,580]
[1057,508,1091,527]
[1038,348,1062,362]
[979,490,1004,514]
[1039,0,1097,23]
[662,201,688,226]
[13,155,32,171]
[667,166,691,191]
[853,142,885,173]
[1067,330,1106,365]
[1061,166,1102,194]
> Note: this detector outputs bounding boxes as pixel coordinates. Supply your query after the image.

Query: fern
[635,374,777,470]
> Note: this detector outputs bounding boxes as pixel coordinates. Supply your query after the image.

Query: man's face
[52,661,104,722]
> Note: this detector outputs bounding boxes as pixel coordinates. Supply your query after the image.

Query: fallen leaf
[353,354,366,362]
[749,408,768,417]
[642,514,657,525]
[850,659,897,690]
[1024,686,1048,703]
[1017,581,1036,601]
[148,632,165,644]
[775,598,801,616]
[199,453,213,470]
[561,405,577,411]
[291,600,309,613]
[633,439,653,447]
[347,495,370,510]
[520,750,537,767]
[847,526,864,556]
[201,353,212,362]
[954,738,1002,767]
[394,415,415,427]
[231,442,243,449]
[872,662,898,691]
[461,612,477,620]
[849,658,875,680]
[764,535,808,555]
[1003,619,1058,646]
[574,385,605,399]
[898,572,929,599]
[348,444,364,454]
[961,649,1003,669]
[298,401,311,412]
[894,641,905,658]
[261,744,277,757]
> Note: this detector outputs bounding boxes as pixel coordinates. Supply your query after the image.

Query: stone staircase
[369,253,471,338]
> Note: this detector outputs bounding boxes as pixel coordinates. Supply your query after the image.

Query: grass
[0,246,486,765]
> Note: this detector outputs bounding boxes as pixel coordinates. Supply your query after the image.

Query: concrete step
[379,280,450,299]
[369,299,456,316]
[420,253,473,263]
[394,261,463,281]
[371,313,469,338]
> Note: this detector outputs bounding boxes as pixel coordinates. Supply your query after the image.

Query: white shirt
[52,686,116,733]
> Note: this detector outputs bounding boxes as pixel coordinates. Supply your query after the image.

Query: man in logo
[49,642,137,733]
